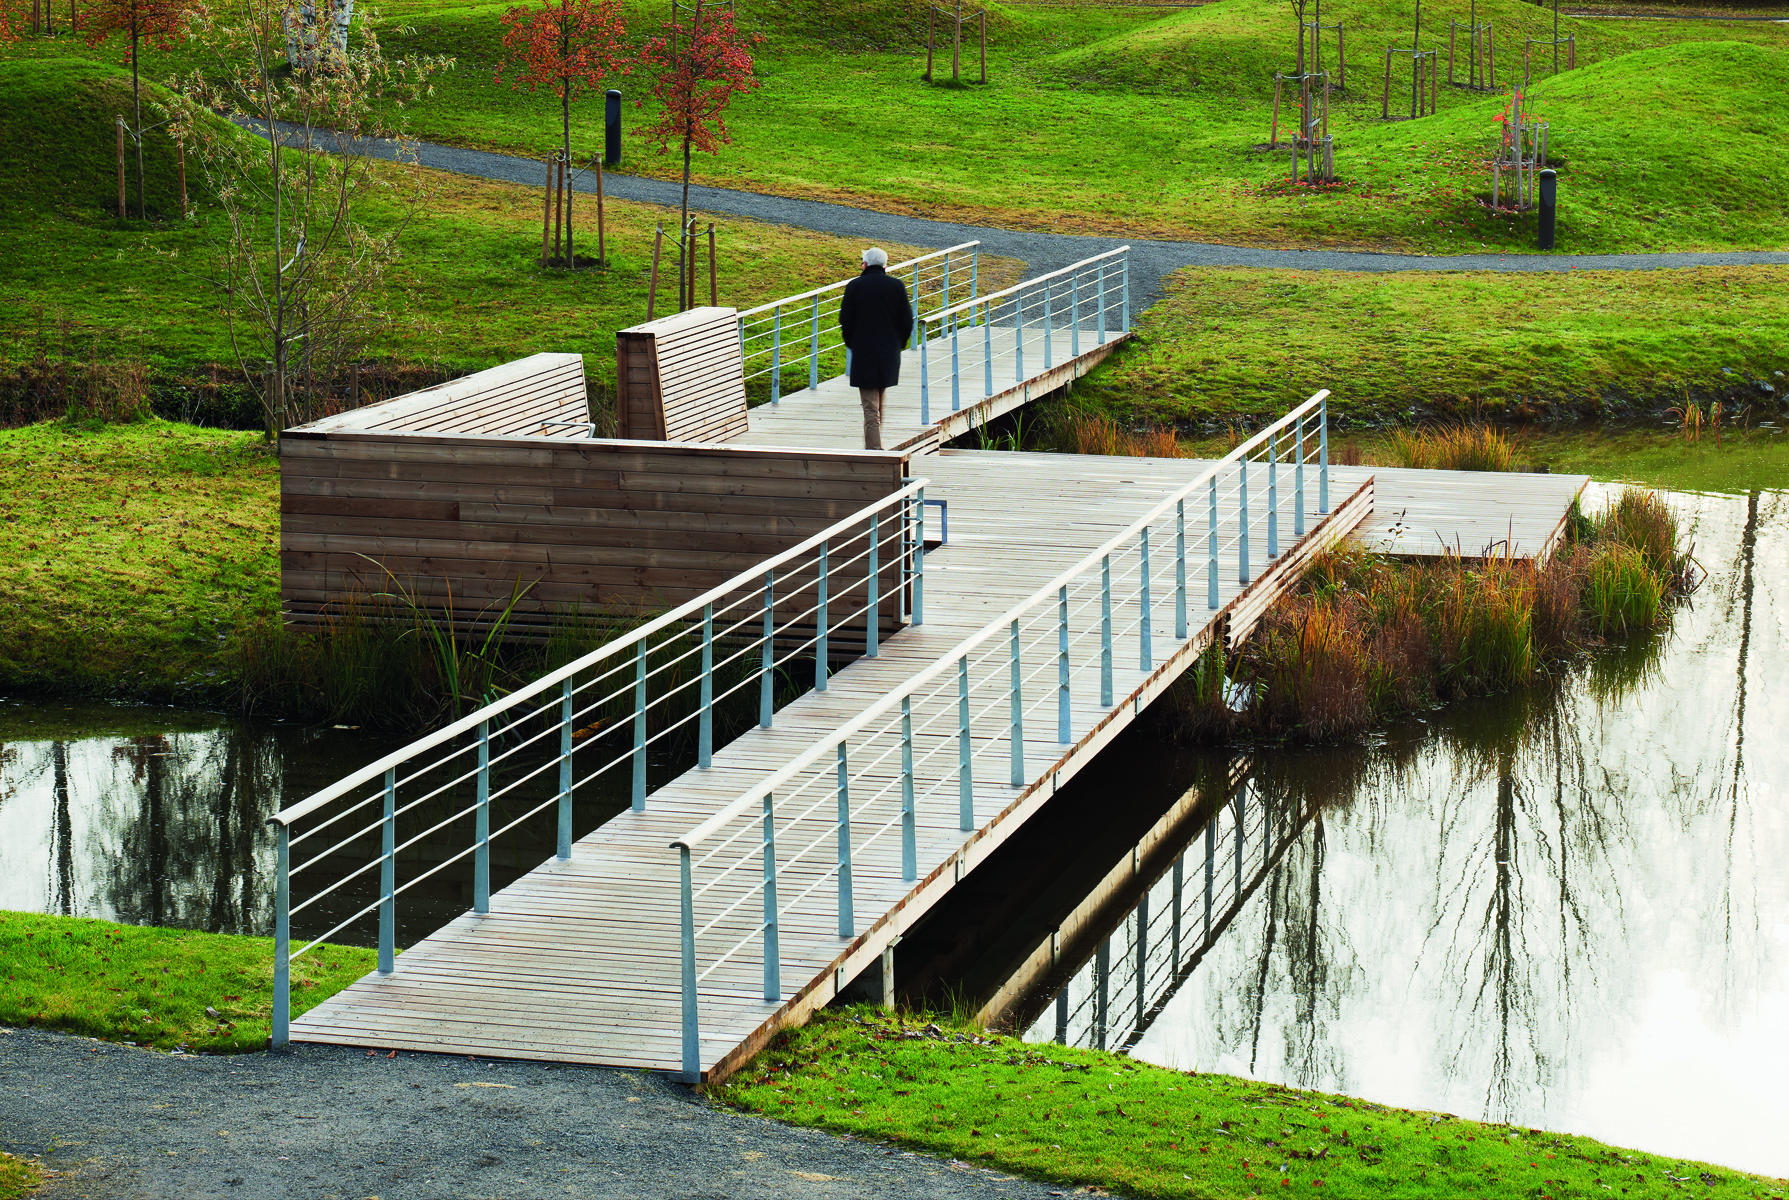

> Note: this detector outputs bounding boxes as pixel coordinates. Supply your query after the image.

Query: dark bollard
[1538,168,1557,250]
[605,90,622,167]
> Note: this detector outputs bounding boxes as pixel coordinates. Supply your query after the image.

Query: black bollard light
[604,89,622,167]
[1538,168,1558,250]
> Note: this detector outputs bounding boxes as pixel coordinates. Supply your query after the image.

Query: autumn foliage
[77,0,201,63]
[637,2,762,162]
[497,0,627,155]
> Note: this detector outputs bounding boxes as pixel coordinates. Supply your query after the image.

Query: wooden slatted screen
[615,307,749,443]
[279,431,912,637]
[293,353,590,439]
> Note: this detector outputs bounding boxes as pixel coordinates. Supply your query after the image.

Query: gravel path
[407,137,1789,309]
[0,1027,1078,1200]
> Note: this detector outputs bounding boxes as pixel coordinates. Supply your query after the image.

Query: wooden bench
[616,307,749,443]
[293,352,590,439]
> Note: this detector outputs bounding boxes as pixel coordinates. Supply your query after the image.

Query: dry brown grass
[1388,423,1517,472]
[1065,410,1185,459]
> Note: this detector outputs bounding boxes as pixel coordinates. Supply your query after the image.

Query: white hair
[862,247,888,267]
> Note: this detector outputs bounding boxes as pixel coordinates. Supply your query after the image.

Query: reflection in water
[1023,487,1789,1177]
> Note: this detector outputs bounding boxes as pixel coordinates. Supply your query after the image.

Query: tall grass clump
[1388,423,1515,472]
[1064,410,1184,458]
[1168,487,1693,743]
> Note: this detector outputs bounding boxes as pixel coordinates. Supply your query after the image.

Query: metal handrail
[920,245,1130,329]
[671,390,1327,852]
[735,241,979,320]
[271,477,930,829]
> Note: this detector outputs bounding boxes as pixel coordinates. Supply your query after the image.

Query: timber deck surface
[291,451,1586,1076]
[292,331,1588,1076]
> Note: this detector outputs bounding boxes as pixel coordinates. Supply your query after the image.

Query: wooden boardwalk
[290,450,1585,1078]
[288,290,1588,1078]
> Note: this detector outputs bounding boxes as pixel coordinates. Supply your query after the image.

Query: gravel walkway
[0,1027,1078,1200]
[406,137,1789,309]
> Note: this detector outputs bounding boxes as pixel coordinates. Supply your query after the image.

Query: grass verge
[717,1008,1788,1199]
[1079,265,1789,429]
[0,1151,44,1200]
[0,911,373,1054]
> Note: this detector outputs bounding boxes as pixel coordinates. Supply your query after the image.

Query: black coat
[839,266,914,390]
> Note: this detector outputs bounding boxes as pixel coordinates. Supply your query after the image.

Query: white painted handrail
[736,241,980,320]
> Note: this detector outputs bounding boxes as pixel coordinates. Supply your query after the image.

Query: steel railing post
[837,743,854,937]
[808,295,821,392]
[759,570,774,729]
[1320,394,1330,514]
[1268,430,1279,559]
[943,254,952,327]
[982,301,993,398]
[970,248,978,305]
[1295,412,1307,537]
[901,697,916,881]
[950,322,961,413]
[1171,855,1184,968]
[1043,280,1053,369]
[1207,477,1220,610]
[816,541,830,693]
[1014,294,1025,384]
[867,512,881,658]
[698,604,714,768]
[1097,264,1106,345]
[911,265,920,344]
[958,656,973,831]
[272,823,290,1046]
[1071,272,1081,359]
[1009,618,1024,787]
[1121,252,1130,334]
[1057,585,1070,745]
[919,320,930,426]
[557,678,573,859]
[770,307,782,405]
[1239,461,1252,586]
[475,720,491,911]
[763,792,780,1001]
[379,767,396,974]
[631,643,648,810]
[1100,555,1113,707]
[1139,528,1153,671]
[914,487,926,626]
[679,846,698,1078]
[1175,498,1187,640]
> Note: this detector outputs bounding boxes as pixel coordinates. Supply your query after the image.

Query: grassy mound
[0,58,202,220]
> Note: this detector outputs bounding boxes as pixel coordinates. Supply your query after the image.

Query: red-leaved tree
[498,0,627,267]
[79,0,205,218]
[638,0,760,307]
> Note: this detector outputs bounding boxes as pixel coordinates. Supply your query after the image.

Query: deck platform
[290,450,1586,1078]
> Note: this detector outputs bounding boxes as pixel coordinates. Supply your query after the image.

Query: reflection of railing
[913,246,1129,425]
[266,478,932,1046]
[739,242,980,405]
[668,390,1334,1078]
[1042,773,1318,1053]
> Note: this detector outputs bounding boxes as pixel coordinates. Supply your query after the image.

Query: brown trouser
[859,388,886,450]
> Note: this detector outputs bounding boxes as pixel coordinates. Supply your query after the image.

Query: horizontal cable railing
[668,389,1339,1078]
[913,246,1130,426]
[266,477,933,1046]
[739,242,980,405]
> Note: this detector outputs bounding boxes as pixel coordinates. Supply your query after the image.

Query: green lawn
[3,0,1788,255]
[718,1008,1789,1200]
[1079,263,1789,428]
[0,1151,42,1200]
[0,911,375,1054]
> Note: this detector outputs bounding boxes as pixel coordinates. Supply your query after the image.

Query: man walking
[838,247,914,450]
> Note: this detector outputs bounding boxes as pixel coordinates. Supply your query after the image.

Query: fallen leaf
[454,1082,515,1089]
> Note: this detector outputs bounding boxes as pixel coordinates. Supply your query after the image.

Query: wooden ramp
[289,449,1586,1079]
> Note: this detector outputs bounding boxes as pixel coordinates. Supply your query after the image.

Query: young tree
[166,0,451,441]
[638,0,760,308]
[78,0,207,219]
[497,0,627,268]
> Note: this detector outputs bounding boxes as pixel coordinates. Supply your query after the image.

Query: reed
[1168,486,1691,743]
[1388,422,1516,472]
[1063,410,1184,459]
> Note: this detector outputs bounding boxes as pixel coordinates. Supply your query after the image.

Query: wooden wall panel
[279,431,912,635]
[615,308,748,444]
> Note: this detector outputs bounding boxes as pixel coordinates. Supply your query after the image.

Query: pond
[2,484,1784,1176]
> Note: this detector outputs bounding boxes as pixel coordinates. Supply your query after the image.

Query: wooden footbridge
[271,243,1589,1082]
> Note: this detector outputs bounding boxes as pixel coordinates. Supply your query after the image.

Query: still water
[1016,485,1789,1177]
[2,485,1785,1175]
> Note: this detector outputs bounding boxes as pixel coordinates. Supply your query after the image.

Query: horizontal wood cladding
[290,353,590,439]
[280,431,912,626]
[615,307,748,444]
